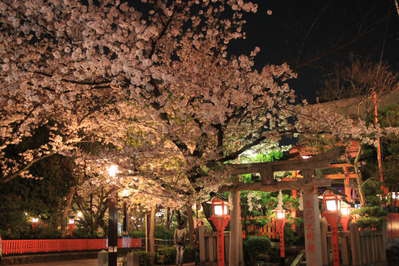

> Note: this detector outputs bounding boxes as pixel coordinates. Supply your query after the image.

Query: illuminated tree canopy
[1,0,396,208]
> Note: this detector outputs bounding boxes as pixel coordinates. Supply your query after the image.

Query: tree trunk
[148,207,156,260]
[372,91,387,194]
[166,208,171,230]
[61,186,75,237]
[186,204,195,246]
[353,146,366,206]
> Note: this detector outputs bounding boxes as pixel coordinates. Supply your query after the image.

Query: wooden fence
[2,237,142,255]
[245,219,279,239]
[198,227,230,265]
[321,221,386,266]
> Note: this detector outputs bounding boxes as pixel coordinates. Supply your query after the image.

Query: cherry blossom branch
[33,71,111,86]
[1,152,54,183]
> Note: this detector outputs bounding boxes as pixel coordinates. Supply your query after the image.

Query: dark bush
[130,230,145,238]
[133,250,152,266]
[155,225,173,239]
[244,236,271,266]
[155,246,195,265]
[156,247,175,264]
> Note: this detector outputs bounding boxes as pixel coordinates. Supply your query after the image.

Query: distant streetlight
[30,217,39,229]
[209,197,230,266]
[322,190,341,266]
[107,164,119,266]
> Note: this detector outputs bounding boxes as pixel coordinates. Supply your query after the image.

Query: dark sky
[230,0,399,101]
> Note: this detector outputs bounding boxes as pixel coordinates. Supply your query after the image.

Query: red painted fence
[2,238,142,255]
[245,218,279,239]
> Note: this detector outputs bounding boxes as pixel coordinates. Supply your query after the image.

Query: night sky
[230,0,399,101]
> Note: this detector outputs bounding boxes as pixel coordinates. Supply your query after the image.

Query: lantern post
[275,207,286,266]
[107,164,119,266]
[209,197,230,266]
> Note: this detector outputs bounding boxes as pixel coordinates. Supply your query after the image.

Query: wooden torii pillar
[222,149,340,266]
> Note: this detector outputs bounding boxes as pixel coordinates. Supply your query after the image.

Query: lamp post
[275,207,286,266]
[107,164,119,266]
[119,189,131,236]
[340,201,351,232]
[209,197,230,266]
[322,190,341,266]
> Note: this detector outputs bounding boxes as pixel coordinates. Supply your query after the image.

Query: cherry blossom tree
[1,0,297,197]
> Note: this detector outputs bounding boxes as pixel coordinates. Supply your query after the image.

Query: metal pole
[108,190,118,266]
[123,201,128,235]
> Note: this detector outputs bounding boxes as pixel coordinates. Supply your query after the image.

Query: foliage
[131,250,153,266]
[0,155,73,238]
[130,230,146,238]
[131,246,194,265]
[156,246,176,264]
[243,236,272,265]
[0,0,299,210]
[284,220,304,246]
[241,191,277,217]
[352,206,387,229]
[155,225,173,240]
[361,178,385,206]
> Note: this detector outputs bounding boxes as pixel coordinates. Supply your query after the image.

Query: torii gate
[221,149,341,266]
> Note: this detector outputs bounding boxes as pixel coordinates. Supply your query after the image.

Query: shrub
[156,246,175,264]
[133,250,152,266]
[155,245,195,264]
[244,236,271,266]
[183,245,195,262]
[284,219,304,246]
[155,225,173,240]
[130,230,145,238]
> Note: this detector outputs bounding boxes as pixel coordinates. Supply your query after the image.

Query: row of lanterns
[210,189,353,266]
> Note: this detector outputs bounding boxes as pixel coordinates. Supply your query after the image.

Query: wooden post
[349,223,360,266]
[145,213,149,252]
[149,207,156,256]
[229,190,243,266]
[343,167,352,202]
[199,226,206,263]
[381,221,387,264]
[340,231,350,266]
[320,217,329,266]
[302,174,323,266]
[209,233,215,262]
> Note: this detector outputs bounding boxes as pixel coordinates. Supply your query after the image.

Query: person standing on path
[174,221,187,266]
[193,220,204,266]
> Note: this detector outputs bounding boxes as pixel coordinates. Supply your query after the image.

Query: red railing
[245,218,279,239]
[2,238,142,255]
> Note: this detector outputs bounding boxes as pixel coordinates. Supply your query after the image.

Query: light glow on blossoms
[107,164,119,178]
